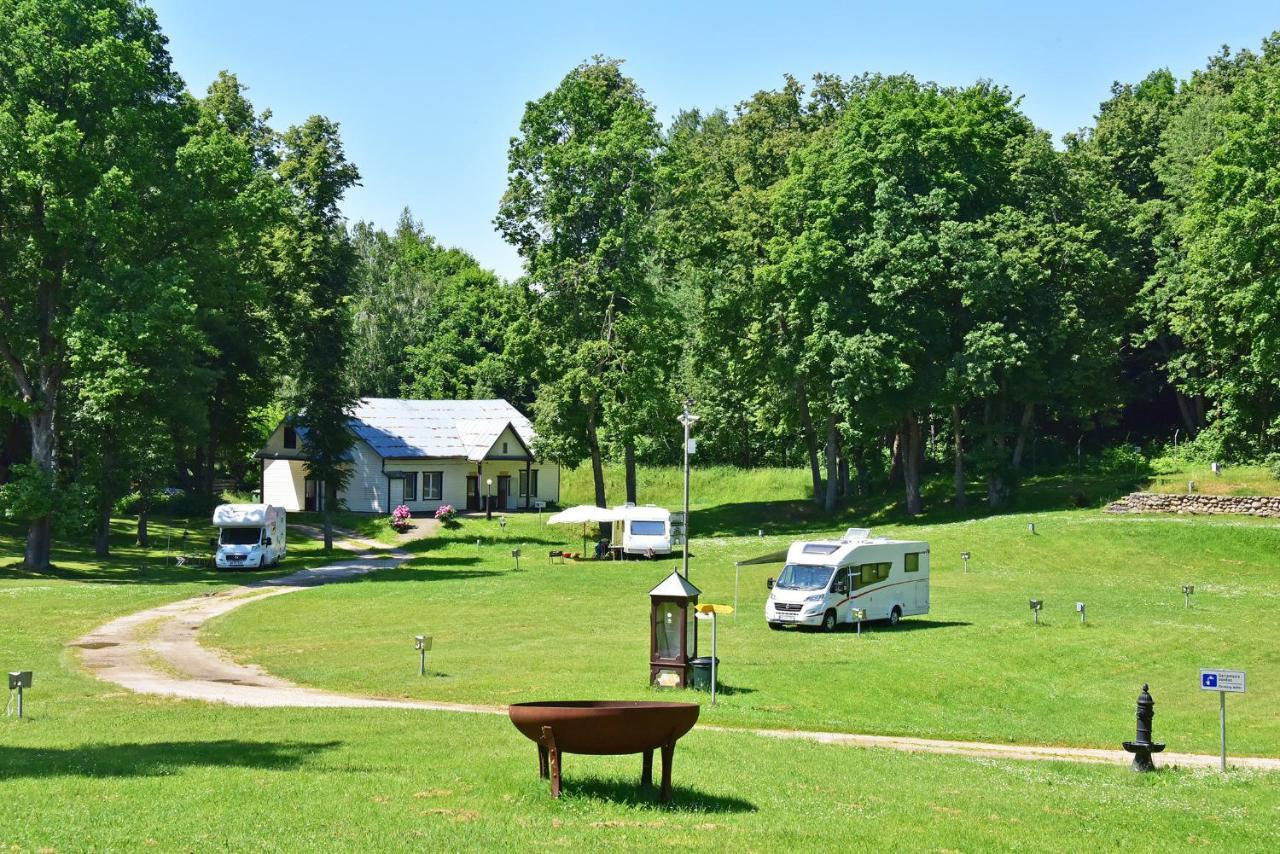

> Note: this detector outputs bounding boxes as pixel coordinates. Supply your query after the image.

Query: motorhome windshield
[220,527,261,546]
[776,563,834,591]
[630,520,666,536]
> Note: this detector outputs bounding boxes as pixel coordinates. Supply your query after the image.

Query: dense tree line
[4,1,1279,569]
[0,0,360,566]
[347,40,1280,517]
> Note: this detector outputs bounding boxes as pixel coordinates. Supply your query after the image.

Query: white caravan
[613,505,673,556]
[213,504,287,570]
[765,528,929,631]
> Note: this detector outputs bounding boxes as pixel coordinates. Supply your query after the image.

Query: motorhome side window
[283,426,297,449]
[858,563,891,585]
[403,472,418,501]
[905,553,921,572]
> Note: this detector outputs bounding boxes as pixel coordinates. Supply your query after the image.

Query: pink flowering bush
[434,504,456,522]
[391,505,412,531]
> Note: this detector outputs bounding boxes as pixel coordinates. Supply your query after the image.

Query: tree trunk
[323,482,336,551]
[902,414,923,516]
[24,405,56,570]
[94,506,112,557]
[586,411,609,542]
[796,381,822,504]
[952,405,966,510]
[624,440,637,505]
[837,457,850,499]
[887,431,902,488]
[136,504,149,547]
[1011,403,1035,470]
[823,414,838,514]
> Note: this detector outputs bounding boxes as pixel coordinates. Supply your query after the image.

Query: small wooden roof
[649,570,701,599]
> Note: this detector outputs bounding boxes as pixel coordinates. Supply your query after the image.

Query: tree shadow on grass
[563,776,757,813]
[0,740,340,780]
[361,565,504,583]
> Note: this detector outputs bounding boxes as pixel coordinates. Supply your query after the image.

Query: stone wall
[1105,492,1280,518]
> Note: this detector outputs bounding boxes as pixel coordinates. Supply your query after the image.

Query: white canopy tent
[546,505,618,554]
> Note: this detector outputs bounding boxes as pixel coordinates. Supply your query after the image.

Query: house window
[283,426,297,449]
[520,469,539,498]
[423,472,443,501]
[403,472,418,502]
[502,441,509,454]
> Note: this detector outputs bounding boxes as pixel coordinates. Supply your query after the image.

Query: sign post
[415,635,433,677]
[1200,668,1246,772]
[696,605,732,705]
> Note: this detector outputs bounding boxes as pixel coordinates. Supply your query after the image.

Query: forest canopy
[2,1,1279,567]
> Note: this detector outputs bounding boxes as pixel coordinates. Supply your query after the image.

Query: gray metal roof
[348,398,536,462]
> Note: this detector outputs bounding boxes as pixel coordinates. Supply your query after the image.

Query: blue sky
[150,1,1279,281]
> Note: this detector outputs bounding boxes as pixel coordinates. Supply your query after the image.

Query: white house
[256,398,560,514]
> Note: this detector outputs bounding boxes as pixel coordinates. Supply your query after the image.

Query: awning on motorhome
[734,549,790,567]
[546,505,618,525]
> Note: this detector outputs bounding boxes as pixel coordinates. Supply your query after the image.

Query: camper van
[213,504,287,570]
[613,505,673,557]
[765,528,929,631]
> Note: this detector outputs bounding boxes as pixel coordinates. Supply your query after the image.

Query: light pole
[677,399,699,580]
[486,478,493,521]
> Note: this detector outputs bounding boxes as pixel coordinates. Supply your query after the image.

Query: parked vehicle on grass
[765,529,929,631]
[213,504,287,570]
[613,504,674,556]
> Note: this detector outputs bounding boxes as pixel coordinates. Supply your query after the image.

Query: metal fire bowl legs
[509,701,700,802]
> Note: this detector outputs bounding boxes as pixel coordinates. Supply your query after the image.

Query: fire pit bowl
[508,701,699,801]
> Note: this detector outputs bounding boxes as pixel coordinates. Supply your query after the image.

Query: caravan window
[905,553,922,573]
[630,520,666,536]
[777,564,834,591]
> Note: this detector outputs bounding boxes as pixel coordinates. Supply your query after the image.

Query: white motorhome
[765,528,929,631]
[613,505,673,557]
[213,504,287,570]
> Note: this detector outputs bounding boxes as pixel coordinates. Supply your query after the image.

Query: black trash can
[689,656,720,692]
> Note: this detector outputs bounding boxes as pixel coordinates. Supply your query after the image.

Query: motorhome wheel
[821,610,837,632]
[889,606,901,626]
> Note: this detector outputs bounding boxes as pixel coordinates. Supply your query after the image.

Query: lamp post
[677,399,699,580]
[486,478,493,521]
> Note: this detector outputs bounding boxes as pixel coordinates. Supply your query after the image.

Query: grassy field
[205,467,1280,757]
[2,468,1279,850]
[1147,463,1280,497]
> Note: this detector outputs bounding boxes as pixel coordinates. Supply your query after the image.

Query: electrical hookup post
[1200,668,1246,772]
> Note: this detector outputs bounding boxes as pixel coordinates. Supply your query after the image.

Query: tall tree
[271,116,361,549]
[496,57,663,521]
[0,0,187,568]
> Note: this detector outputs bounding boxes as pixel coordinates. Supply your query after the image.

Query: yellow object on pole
[696,604,734,615]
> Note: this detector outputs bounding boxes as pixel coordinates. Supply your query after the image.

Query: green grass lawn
[2,469,1279,850]
[204,467,1280,758]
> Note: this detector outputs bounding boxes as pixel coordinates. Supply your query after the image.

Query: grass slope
[207,468,1280,757]
[2,471,1278,850]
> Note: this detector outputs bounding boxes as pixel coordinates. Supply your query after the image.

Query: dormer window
[283,426,297,449]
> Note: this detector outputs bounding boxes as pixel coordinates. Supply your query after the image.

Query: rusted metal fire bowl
[508,701,699,802]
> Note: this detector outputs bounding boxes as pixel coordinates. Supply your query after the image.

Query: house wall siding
[263,459,304,511]
[389,458,561,514]
[339,439,387,513]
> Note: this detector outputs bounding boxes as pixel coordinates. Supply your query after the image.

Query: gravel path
[71,535,1280,772]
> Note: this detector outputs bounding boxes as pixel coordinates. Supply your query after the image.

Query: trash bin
[689,656,720,692]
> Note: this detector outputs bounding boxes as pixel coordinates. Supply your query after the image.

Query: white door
[389,479,404,508]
